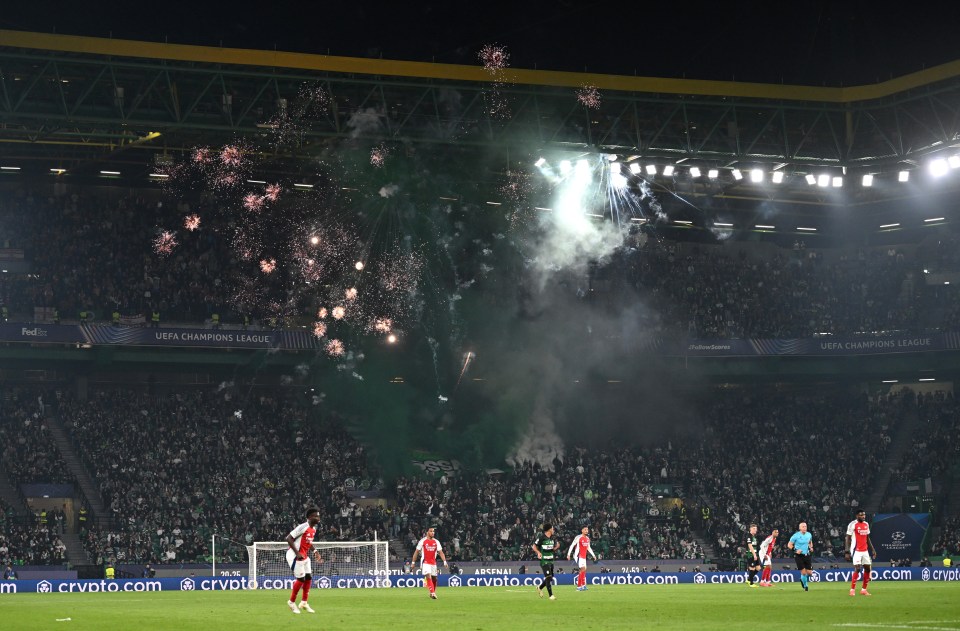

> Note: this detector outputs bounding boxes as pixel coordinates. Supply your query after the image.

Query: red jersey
[289,521,317,557]
[416,537,442,565]
[568,534,595,560]
[848,520,870,552]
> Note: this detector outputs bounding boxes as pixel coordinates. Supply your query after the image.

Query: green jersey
[744,534,759,560]
[534,533,557,564]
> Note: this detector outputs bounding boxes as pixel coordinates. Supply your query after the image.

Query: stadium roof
[2,28,960,210]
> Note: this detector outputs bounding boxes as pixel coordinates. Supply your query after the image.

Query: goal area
[246,540,389,588]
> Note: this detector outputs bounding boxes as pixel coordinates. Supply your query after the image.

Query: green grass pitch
[1,583,958,630]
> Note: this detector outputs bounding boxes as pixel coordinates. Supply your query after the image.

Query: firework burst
[332,306,346,320]
[183,214,201,231]
[325,339,345,357]
[345,287,358,301]
[264,183,282,201]
[317,307,328,319]
[577,85,602,110]
[312,321,327,338]
[370,144,388,168]
[259,258,277,274]
[243,193,265,212]
[220,145,245,166]
[479,44,509,76]
[153,231,178,256]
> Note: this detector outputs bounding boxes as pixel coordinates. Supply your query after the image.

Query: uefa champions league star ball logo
[922,568,931,581]
[317,576,332,589]
[693,573,707,584]
[809,571,820,582]
[448,576,462,588]
[180,578,195,591]
[37,580,52,593]
[892,531,906,542]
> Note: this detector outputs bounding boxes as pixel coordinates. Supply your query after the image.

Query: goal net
[246,540,389,589]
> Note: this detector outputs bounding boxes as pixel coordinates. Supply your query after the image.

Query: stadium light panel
[862,174,874,187]
[629,162,642,174]
[881,380,898,384]
[708,169,719,179]
[149,173,169,178]
[924,217,945,223]
[750,169,763,183]
[879,223,900,229]
[817,174,830,187]
[731,169,743,181]
[805,174,816,185]
[100,170,121,175]
[0,166,21,171]
[755,224,775,230]
[673,220,693,225]
[898,170,910,182]
[610,162,622,174]
[919,378,936,382]
[645,164,657,175]
[950,155,960,169]
[797,227,817,232]
[535,157,546,168]
[611,174,628,188]
[930,158,948,177]
[832,176,843,188]
[50,168,66,174]
[772,171,785,184]
[713,222,734,227]
[662,165,675,176]
[559,160,572,174]
[689,167,701,178]
[247,179,267,184]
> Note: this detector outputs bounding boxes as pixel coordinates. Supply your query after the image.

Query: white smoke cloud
[346,107,384,138]
[506,393,565,471]
[379,183,400,198]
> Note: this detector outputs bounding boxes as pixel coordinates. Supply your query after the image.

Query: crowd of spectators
[3,187,960,338]
[892,391,960,483]
[677,389,905,558]
[60,388,387,565]
[392,452,702,563]
[0,513,68,566]
[0,388,74,486]
[930,517,960,557]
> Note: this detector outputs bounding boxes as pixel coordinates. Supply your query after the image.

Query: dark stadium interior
[1,5,960,612]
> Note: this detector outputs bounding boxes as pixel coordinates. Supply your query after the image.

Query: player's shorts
[575,557,587,569]
[794,553,812,571]
[421,563,438,576]
[540,562,555,577]
[286,550,312,579]
[746,556,760,568]
[761,556,772,567]
[851,550,872,566]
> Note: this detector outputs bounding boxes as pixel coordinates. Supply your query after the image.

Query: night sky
[2,1,960,86]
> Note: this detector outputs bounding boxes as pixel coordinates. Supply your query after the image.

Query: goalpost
[246,537,389,589]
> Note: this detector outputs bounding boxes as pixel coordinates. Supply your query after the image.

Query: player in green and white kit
[532,523,559,600]
[745,523,760,587]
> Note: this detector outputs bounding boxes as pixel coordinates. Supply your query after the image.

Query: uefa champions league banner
[0,323,320,350]
[2,324,959,355]
[870,513,930,562]
[3,568,960,594]
[684,333,960,357]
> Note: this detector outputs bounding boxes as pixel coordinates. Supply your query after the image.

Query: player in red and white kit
[845,510,877,596]
[758,528,778,586]
[412,527,448,599]
[567,526,598,591]
[285,507,324,614]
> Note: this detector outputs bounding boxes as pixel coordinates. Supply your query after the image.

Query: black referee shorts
[540,562,555,577]
[794,553,812,571]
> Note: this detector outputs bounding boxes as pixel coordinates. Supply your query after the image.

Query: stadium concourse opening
[1,10,960,628]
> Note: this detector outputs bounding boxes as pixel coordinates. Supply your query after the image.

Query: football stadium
[1,5,960,629]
